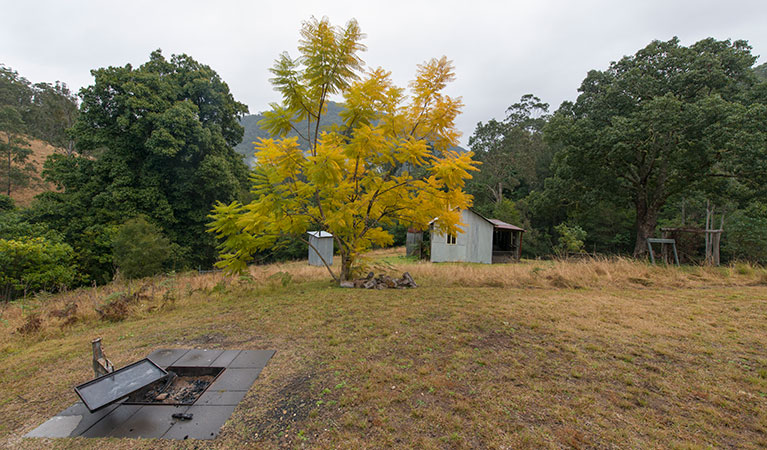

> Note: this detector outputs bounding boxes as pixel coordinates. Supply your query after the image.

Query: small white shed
[430,209,524,264]
[307,231,333,266]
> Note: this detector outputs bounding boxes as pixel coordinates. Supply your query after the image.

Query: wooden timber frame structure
[647,238,680,266]
[661,227,723,266]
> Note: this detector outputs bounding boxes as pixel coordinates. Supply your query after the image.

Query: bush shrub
[113,217,171,279]
[0,236,78,301]
[0,194,14,211]
[554,223,587,257]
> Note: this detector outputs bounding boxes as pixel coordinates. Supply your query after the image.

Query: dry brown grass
[1,133,63,207]
[368,248,767,290]
[407,256,767,290]
[2,251,767,449]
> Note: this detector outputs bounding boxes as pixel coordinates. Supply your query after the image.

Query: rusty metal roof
[487,218,525,232]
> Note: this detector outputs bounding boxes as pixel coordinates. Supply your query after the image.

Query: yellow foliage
[209,17,478,282]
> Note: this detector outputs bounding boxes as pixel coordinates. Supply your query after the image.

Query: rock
[155,393,169,401]
[339,281,354,288]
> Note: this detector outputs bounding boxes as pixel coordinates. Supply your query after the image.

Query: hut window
[446,233,457,245]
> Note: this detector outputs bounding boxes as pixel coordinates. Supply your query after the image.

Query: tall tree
[546,37,763,257]
[468,94,550,205]
[0,106,34,196]
[209,17,478,282]
[29,81,78,154]
[37,50,250,277]
[0,66,36,196]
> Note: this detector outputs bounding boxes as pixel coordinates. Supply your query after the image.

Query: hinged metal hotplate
[74,358,167,412]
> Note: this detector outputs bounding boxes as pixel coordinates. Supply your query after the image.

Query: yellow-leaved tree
[209,17,478,282]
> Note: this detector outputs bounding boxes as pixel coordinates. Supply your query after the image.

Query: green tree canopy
[34,50,250,279]
[468,94,551,205]
[545,37,765,257]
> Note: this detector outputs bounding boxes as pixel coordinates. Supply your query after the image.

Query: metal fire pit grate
[124,366,225,406]
[25,349,275,440]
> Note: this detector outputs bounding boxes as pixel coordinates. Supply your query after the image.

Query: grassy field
[2,249,767,449]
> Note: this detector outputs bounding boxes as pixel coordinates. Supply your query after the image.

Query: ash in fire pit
[125,366,224,406]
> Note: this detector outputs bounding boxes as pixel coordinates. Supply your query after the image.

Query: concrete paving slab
[195,389,248,406]
[110,405,187,438]
[228,350,276,368]
[162,405,237,440]
[27,348,275,440]
[174,349,224,367]
[210,349,241,367]
[24,403,119,438]
[80,405,141,437]
[209,368,263,391]
[146,349,189,367]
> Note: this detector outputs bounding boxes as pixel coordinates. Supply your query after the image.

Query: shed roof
[429,209,525,232]
[487,218,525,232]
[307,231,333,238]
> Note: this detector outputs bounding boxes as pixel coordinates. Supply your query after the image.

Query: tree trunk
[633,196,659,258]
[339,253,353,282]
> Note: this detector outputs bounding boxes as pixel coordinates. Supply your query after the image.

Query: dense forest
[2,39,767,300]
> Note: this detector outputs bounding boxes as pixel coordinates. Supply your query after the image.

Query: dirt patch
[246,372,317,445]
[182,332,229,346]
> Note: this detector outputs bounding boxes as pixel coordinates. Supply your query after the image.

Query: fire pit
[25,348,275,440]
[124,366,224,406]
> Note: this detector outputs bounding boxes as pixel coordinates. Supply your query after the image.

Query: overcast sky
[2,0,766,146]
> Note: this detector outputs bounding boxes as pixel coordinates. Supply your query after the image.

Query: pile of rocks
[340,272,417,289]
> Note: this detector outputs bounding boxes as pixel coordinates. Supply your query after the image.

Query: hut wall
[430,210,492,264]
[308,234,333,266]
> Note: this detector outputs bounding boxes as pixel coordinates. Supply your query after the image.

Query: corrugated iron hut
[430,209,524,264]
[307,231,333,266]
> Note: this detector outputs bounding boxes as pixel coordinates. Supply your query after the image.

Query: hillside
[236,102,346,166]
[2,251,767,448]
[236,102,466,166]
[1,134,62,207]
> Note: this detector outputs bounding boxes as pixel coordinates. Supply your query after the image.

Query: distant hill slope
[1,133,62,207]
[236,102,346,166]
[235,101,465,166]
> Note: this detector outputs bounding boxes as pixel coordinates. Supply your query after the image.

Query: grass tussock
[0,270,233,342]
